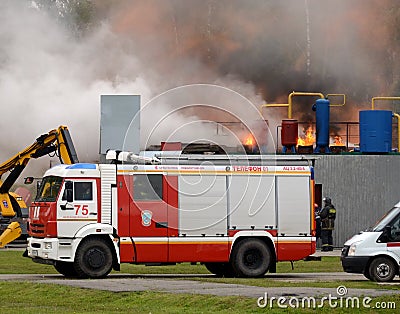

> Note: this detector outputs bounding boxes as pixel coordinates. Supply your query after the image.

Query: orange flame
[297,126,315,146]
[331,135,344,146]
[244,134,255,146]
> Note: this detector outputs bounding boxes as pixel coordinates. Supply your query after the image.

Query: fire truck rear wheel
[74,238,113,279]
[54,261,78,278]
[204,263,234,277]
[231,238,270,277]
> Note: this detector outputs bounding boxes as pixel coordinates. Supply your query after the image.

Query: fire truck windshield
[35,176,63,202]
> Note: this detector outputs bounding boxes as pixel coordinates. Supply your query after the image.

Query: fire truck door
[130,174,168,262]
[57,180,97,237]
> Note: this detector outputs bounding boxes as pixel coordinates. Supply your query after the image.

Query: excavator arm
[0,126,78,247]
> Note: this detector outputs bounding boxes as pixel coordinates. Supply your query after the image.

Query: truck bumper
[27,237,75,263]
[341,256,370,274]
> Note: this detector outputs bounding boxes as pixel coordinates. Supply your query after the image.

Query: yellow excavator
[0,126,78,247]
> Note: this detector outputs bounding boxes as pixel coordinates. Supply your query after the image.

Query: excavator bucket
[0,221,21,248]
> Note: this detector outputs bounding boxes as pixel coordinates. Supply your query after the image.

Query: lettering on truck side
[232,166,268,172]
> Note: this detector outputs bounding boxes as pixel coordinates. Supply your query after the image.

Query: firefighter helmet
[323,197,331,204]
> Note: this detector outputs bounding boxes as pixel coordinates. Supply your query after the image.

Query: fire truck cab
[341,201,400,282]
[27,153,317,278]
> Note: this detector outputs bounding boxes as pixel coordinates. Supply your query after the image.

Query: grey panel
[277,176,311,235]
[313,155,400,247]
[100,95,140,154]
[228,175,275,229]
[179,175,227,236]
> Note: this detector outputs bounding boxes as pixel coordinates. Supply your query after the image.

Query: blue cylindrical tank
[359,110,392,153]
[314,98,330,147]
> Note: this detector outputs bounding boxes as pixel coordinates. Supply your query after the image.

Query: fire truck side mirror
[65,181,73,203]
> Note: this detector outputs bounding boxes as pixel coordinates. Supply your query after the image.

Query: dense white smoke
[0,2,151,180]
[0,1,267,178]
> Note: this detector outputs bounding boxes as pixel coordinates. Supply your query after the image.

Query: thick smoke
[0,0,399,180]
[107,0,400,115]
[0,2,151,178]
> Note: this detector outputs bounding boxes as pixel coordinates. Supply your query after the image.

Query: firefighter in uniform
[320,197,336,251]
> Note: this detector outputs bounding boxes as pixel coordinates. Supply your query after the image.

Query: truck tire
[204,263,234,277]
[74,238,113,279]
[369,257,396,282]
[54,261,78,277]
[231,238,271,277]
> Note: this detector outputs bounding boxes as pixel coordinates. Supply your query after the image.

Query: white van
[341,201,400,282]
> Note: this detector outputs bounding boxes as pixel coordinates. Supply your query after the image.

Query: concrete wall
[313,155,400,247]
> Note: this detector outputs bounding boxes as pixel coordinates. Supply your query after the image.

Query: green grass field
[0,250,343,274]
[0,250,399,313]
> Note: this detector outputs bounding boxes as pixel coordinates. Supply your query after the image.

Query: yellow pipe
[261,91,324,119]
[260,91,346,119]
[288,92,324,118]
[371,96,400,110]
[393,113,400,152]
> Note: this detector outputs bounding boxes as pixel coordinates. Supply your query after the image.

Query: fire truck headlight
[44,242,52,250]
[348,241,361,256]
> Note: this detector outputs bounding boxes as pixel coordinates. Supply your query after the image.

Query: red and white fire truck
[26,152,317,278]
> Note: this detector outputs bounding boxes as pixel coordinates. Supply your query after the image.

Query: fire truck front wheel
[74,237,113,279]
[231,238,271,278]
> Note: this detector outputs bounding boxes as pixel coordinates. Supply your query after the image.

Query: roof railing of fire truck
[158,154,319,162]
[106,150,319,166]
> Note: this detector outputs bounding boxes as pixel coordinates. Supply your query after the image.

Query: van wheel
[74,238,113,279]
[204,263,234,277]
[369,257,396,282]
[231,239,270,277]
[54,261,78,277]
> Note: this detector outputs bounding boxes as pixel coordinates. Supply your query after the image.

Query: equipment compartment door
[228,175,276,230]
[276,175,312,261]
[277,176,311,235]
[178,175,228,236]
[169,174,229,262]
